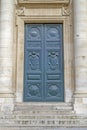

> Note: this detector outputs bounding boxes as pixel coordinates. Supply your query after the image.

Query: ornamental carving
[16,7,25,16]
[62,0,72,16]
[62,6,71,16]
[48,52,59,71]
[16,0,71,16]
[48,84,60,97]
[27,84,40,97]
[28,52,40,70]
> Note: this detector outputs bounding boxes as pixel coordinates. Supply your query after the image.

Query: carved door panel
[24,24,64,102]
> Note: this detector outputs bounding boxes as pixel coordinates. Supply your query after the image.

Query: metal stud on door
[24,24,64,102]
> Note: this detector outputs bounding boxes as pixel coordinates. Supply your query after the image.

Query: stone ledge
[18,0,69,4]
[0,128,87,130]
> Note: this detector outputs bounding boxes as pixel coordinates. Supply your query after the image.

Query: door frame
[15,4,74,105]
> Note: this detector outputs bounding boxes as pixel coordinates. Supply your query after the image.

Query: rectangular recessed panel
[47,74,61,80]
[26,42,42,48]
[27,75,41,80]
[24,23,64,102]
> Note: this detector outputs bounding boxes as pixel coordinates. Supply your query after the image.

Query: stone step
[0,112,76,122]
[14,110,74,115]
[0,128,87,130]
[14,115,76,120]
[14,103,73,115]
[0,114,76,121]
[0,116,86,127]
[14,103,73,112]
[0,114,87,127]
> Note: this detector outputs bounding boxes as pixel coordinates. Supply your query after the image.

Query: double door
[24,24,64,102]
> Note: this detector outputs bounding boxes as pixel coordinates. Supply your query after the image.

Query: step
[0,114,87,127]
[14,103,73,111]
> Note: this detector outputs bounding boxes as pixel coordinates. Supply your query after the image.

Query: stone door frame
[15,3,74,106]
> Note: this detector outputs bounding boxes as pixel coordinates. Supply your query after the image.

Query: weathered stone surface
[73,0,87,114]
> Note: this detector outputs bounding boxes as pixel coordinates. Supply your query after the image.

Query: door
[24,24,64,102]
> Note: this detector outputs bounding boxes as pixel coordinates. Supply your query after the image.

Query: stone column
[73,0,87,114]
[0,0,14,112]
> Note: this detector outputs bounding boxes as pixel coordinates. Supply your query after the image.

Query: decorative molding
[16,0,71,17]
[16,7,25,16]
[18,0,70,4]
[16,7,62,16]
[62,0,72,16]
[62,6,71,16]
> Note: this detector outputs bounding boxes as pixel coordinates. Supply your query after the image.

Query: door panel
[24,24,64,102]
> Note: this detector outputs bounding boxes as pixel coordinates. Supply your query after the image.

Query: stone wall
[73,0,87,114]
